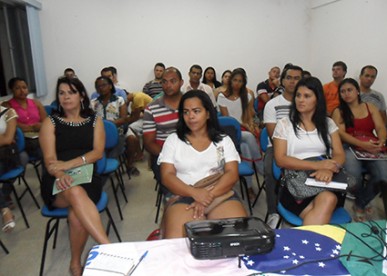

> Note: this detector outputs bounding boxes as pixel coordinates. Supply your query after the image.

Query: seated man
[143,62,165,99]
[181,64,217,108]
[125,91,153,173]
[143,67,183,192]
[256,66,281,120]
[323,61,347,116]
[359,65,387,125]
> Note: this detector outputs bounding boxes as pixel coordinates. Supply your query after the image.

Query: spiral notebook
[83,244,140,276]
[52,164,93,195]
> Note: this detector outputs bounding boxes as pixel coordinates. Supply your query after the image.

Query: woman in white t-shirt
[159,90,247,238]
[217,69,262,201]
[273,77,345,225]
[0,106,18,232]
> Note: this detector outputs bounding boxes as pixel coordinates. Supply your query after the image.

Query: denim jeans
[240,131,263,188]
[344,146,387,209]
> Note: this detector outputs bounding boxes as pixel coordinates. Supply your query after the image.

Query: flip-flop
[2,208,16,233]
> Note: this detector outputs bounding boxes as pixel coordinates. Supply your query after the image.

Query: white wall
[38,0,387,104]
[39,0,310,103]
[309,0,387,97]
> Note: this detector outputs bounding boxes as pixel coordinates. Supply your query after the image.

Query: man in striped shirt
[143,67,183,189]
[263,65,303,229]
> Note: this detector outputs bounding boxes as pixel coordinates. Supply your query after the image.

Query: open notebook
[350,147,387,160]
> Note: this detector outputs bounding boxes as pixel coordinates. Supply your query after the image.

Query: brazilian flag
[339,220,387,276]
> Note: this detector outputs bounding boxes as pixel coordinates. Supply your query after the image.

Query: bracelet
[81,155,87,165]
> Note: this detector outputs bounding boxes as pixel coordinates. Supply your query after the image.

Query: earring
[58,105,62,112]
[81,100,84,110]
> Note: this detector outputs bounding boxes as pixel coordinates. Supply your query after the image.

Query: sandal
[365,203,374,216]
[352,205,366,222]
[2,207,16,233]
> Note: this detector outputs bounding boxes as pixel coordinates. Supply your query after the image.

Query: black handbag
[283,156,356,200]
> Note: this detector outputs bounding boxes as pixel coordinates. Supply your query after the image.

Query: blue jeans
[240,131,263,188]
[344,146,387,209]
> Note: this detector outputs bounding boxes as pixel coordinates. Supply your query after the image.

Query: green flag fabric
[339,220,387,276]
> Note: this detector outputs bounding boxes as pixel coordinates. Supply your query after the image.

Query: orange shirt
[323,81,339,115]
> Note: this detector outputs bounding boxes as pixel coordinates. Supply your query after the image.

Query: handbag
[283,156,356,200]
[165,172,234,214]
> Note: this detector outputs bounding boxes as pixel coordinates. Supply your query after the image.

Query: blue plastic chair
[273,160,351,227]
[0,128,40,228]
[252,127,269,207]
[218,116,260,215]
[44,105,53,115]
[39,154,121,276]
[103,120,127,220]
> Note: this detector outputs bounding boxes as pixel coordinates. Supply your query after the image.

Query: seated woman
[40,77,110,276]
[159,90,247,238]
[332,78,387,221]
[0,106,18,233]
[2,77,47,157]
[214,70,231,99]
[202,66,221,90]
[273,77,345,225]
[91,77,128,159]
[217,68,262,201]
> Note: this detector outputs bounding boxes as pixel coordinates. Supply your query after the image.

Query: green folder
[52,164,94,195]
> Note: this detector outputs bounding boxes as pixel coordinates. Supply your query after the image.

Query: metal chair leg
[0,239,9,254]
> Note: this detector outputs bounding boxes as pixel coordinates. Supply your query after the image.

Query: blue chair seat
[39,191,121,276]
[278,203,352,226]
[238,162,255,176]
[0,166,24,180]
[103,159,119,174]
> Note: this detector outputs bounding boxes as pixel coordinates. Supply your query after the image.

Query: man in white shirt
[181,64,217,108]
[263,64,303,229]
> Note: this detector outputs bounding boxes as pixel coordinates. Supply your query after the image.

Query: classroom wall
[309,0,387,96]
[38,0,310,103]
[38,0,387,104]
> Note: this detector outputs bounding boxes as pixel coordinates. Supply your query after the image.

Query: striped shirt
[360,89,386,112]
[143,80,164,99]
[143,97,179,147]
[263,94,292,147]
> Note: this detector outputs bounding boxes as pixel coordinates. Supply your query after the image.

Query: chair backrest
[44,105,53,115]
[218,116,242,147]
[15,128,25,152]
[253,97,259,115]
[260,127,269,153]
[96,153,107,175]
[103,120,119,150]
[272,159,282,180]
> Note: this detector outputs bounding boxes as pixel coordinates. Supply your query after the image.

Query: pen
[128,250,148,275]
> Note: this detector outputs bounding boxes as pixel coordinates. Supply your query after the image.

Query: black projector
[185,217,275,260]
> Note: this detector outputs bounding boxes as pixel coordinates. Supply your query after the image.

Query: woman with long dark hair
[202,66,221,90]
[273,77,345,225]
[40,77,109,275]
[332,78,387,221]
[217,68,262,201]
[159,90,246,238]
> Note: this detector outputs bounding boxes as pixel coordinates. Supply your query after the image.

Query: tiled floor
[0,154,385,275]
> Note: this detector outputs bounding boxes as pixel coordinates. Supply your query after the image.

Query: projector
[185,217,275,260]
